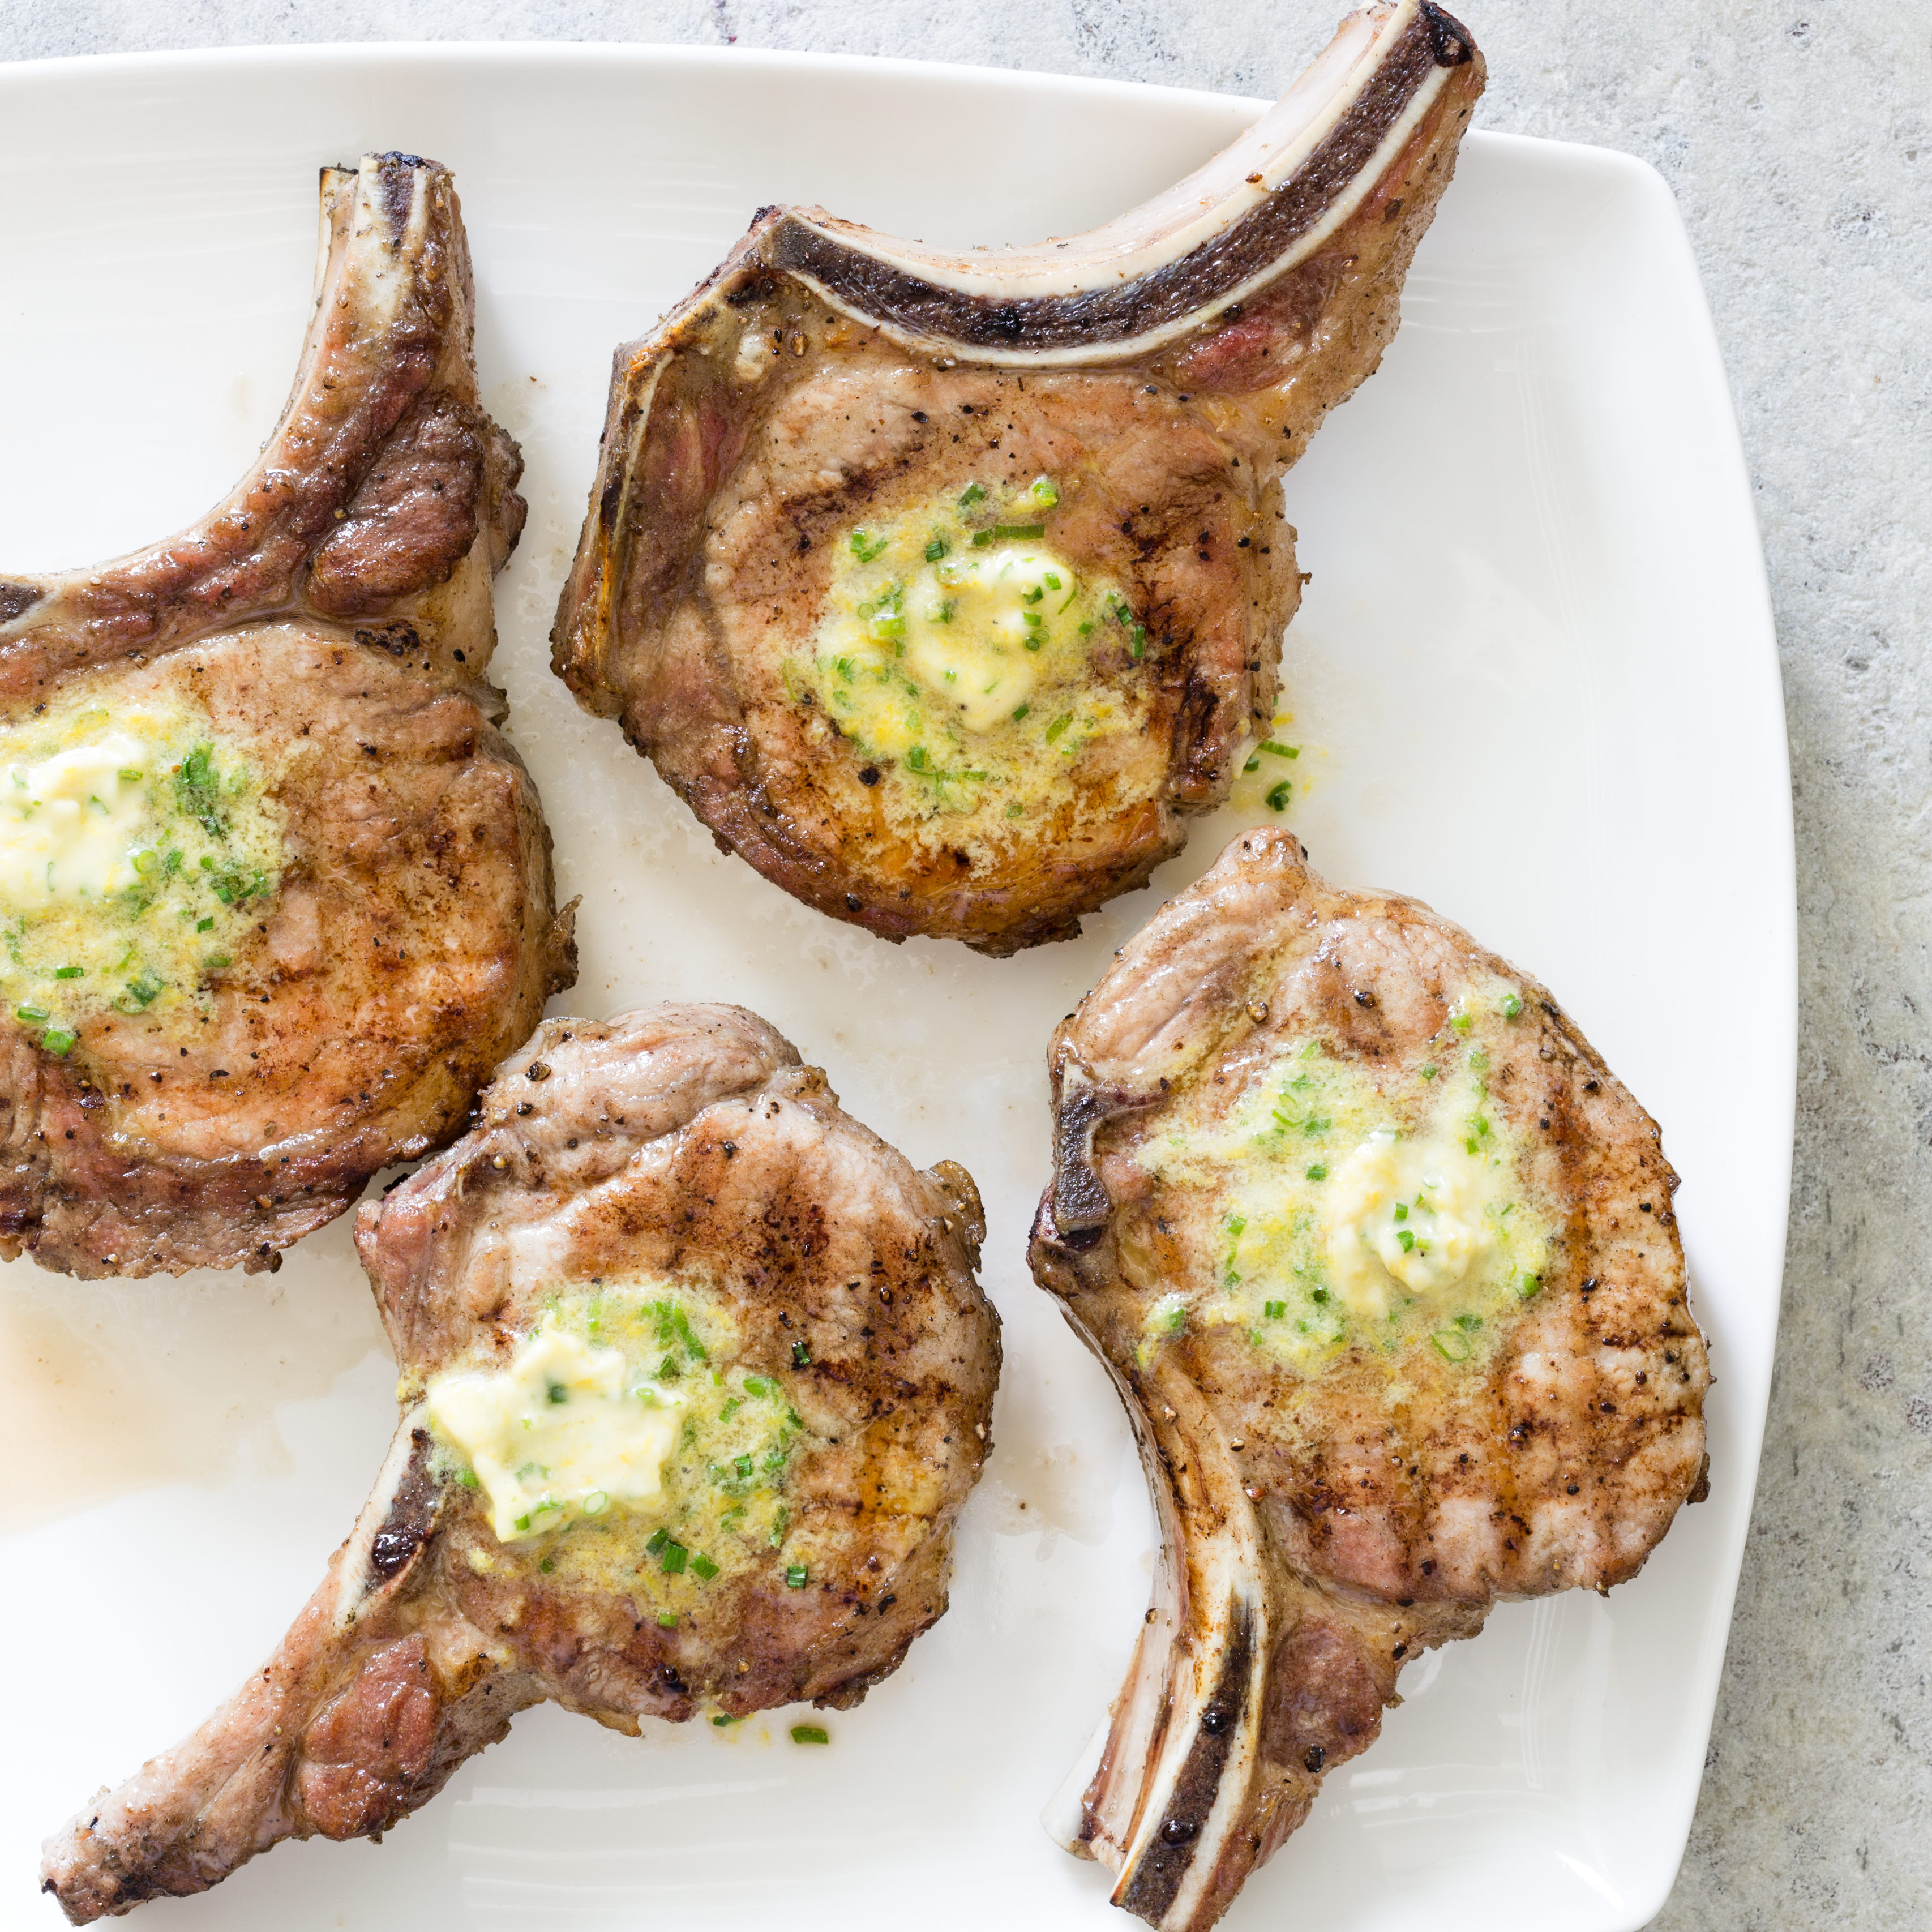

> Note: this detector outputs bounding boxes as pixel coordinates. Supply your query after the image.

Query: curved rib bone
[770,0,1476,365]
[40,1417,540,1922]
[0,151,524,699]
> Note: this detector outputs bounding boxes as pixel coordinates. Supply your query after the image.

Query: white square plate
[0,40,1792,1932]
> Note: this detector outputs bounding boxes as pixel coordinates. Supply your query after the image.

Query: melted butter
[427,1312,682,1541]
[0,689,286,1048]
[0,733,153,901]
[796,474,1154,828]
[1138,980,1552,1376]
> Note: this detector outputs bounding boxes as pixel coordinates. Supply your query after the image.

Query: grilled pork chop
[554,1,1483,954]
[0,152,573,1276]
[42,1004,999,1921]
[1029,830,1710,1931]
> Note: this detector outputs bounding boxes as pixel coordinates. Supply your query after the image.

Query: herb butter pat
[1323,1130,1496,1320]
[427,1313,682,1541]
[0,733,155,902]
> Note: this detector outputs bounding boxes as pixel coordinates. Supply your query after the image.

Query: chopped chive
[973,523,1046,546]
[457,1468,480,1490]
[1044,713,1074,744]
[1397,1229,1416,1253]
[790,1724,830,1745]
[582,1490,609,1516]
[691,1552,720,1580]
[712,1712,736,1727]
[1420,1064,1437,1080]
[1263,1299,1287,1319]
[1010,704,1030,721]
[785,1563,809,1588]
[1500,992,1524,1018]
[117,767,143,782]
[1259,741,1300,760]
[658,1610,680,1629]
[1227,1214,1246,1237]
[547,1381,568,1405]
[1243,756,1260,773]
[849,529,888,562]
[1265,780,1291,812]
[1027,476,1059,507]
[743,1374,779,1399]
[1043,572,1061,590]
[538,1557,555,1574]
[1305,1163,1327,1181]
[53,965,82,979]
[792,1340,811,1367]
[1454,1314,1483,1331]
[661,1540,688,1574]
[1430,1329,1472,1364]
[15,1003,48,1023]
[1450,1011,1472,1035]
[41,1027,74,1056]
[131,848,158,876]
[924,536,949,562]
[645,1526,670,1556]
[957,482,986,511]
[1517,1271,1543,1300]
[1393,1204,1408,1223]
[1130,625,1146,661]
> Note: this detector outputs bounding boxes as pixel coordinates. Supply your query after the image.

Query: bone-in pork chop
[0,152,575,1275]
[1028,829,1710,1931]
[41,1004,999,1920]
[554,2,1484,954]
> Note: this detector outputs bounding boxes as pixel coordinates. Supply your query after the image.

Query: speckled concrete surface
[4,2,1927,1924]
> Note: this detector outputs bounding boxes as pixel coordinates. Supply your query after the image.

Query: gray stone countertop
[4,2,1927,1925]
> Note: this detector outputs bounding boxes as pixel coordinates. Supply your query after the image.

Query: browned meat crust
[552,3,1485,954]
[0,153,574,1276]
[1029,829,1710,1930]
[41,1004,999,1921]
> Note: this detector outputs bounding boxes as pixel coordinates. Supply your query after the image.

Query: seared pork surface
[41,1004,999,1921]
[554,2,1484,954]
[1029,829,1709,1931]
[0,153,573,1275]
